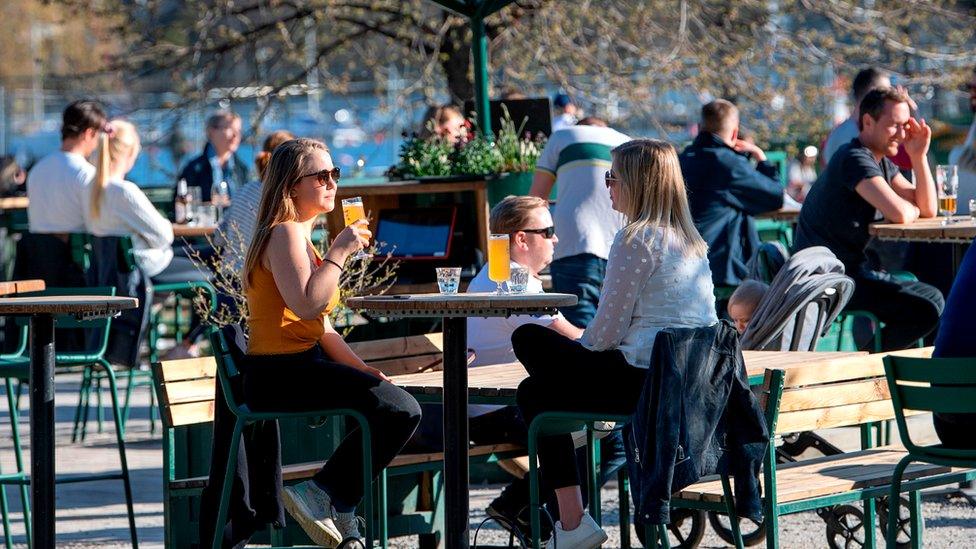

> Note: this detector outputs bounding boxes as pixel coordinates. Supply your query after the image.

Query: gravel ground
[1,373,974,548]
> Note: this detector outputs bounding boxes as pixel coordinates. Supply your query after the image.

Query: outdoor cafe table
[346,292,576,549]
[173,223,217,238]
[0,295,138,549]
[869,215,976,272]
[756,206,800,223]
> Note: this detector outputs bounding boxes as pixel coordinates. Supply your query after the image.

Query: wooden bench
[152,333,523,548]
[670,347,976,548]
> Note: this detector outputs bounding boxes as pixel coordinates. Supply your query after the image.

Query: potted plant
[487,105,548,206]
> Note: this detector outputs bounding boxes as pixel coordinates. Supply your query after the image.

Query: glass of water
[508,266,530,294]
[969,199,976,221]
[937,165,959,225]
[435,267,461,295]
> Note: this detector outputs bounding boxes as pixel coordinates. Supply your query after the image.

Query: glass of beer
[341,196,370,259]
[937,165,958,225]
[488,234,511,294]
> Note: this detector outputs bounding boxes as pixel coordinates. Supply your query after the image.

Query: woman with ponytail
[216,129,295,273]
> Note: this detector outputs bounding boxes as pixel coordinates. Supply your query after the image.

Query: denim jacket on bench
[626,320,769,525]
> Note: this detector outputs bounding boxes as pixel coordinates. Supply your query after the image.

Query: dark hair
[61,100,107,141]
[576,116,607,127]
[701,99,738,134]
[852,67,889,103]
[857,87,910,131]
[254,130,296,178]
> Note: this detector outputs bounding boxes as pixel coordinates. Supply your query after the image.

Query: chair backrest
[883,355,976,460]
[152,357,218,428]
[759,347,933,437]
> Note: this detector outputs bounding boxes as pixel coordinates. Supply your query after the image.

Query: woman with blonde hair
[511,139,718,549]
[240,138,421,547]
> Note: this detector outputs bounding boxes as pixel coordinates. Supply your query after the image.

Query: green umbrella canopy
[428,0,518,136]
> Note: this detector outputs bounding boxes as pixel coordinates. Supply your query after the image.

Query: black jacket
[626,321,769,525]
[176,144,251,208]
[679,133,784,286]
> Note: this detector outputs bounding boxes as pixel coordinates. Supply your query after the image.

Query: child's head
[728,280,769,334]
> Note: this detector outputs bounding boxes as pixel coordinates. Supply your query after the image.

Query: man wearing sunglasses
[529,116,630,328]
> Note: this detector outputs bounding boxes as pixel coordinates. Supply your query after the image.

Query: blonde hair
[254,130,296,178]
[242,138,330,287]
[612,139,708,257]
[90,119,140,220]
[489,195,549,234]
[728,280,769,312]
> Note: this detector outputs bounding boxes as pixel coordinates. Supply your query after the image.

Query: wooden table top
[756,207,800,222]
[347,292,577,318]
[391,350,868,400]
[173,224,218,237]
[0,295,138,315]
[0,280,45,296]
[0,196,28,210]
[869,216,976,243]
[336,179,487,197]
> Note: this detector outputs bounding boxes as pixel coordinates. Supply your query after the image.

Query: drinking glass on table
[341,196,370,260]
[435,267,461,295]
[488,234,510,294]
[937,165,958,225]
[508,266,530,294]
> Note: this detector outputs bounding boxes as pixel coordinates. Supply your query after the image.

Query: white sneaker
[570,421,616,449]
[545,513,608,549]
[281,480,343,547]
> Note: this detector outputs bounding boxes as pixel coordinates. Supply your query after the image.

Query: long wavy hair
[242,138,330,287]
[90,119,140,220]
[612,139,708,257]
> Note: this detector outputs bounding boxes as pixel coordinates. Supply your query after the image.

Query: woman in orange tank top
[239,138,421,547]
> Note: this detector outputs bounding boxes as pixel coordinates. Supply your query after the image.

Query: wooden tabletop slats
[869,217,976,243]
[756,208,800,222]
[348,292,577,318]
[0,295,138,315]
[173,224,218,237]
[0,279,45,296]
[0,196,28,210]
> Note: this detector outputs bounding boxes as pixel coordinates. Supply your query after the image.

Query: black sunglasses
[605,170,619,188]
[297,167,341,187]
[519,226,556,239]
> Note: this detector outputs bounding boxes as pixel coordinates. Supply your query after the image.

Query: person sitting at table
[215,129,296,275]
[679,99,784,291]
[513,139,718,549]
[241,137,421,547]
[794,87,943,351]
[175,110,251,207]
[18,100,107,288]
[83,119,212,356]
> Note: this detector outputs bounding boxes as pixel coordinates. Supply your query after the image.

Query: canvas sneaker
[281,480,343,547]
[545,513,608,549]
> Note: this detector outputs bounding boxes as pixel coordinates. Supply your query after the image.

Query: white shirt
[466,261,563,416]
[26,151,95,233]
[216,179,263,274]
[551,112,577,133]
[949,119,976,213]
[581,226,718,369]
[83,179,175,277]
[536,125,630,261]
[822,118,859,165]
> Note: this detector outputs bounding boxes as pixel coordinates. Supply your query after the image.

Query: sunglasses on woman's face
[605,170,619,188]
[297,167,341,187]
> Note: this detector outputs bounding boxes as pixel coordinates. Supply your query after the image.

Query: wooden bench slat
[368,354,443,376]
[775,399,926,434]
[167,400,216,427]
[153,357,217,383]
[678,447,953,503]
[778,378,891,412]
[778,348,932,388]
[163,378,217,406]
[349,334,444,362]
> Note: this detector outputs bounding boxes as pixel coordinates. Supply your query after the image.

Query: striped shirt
[536,125,629,261]
[216,179,263,274]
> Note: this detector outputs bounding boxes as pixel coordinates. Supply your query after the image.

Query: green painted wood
[886,356,976,384]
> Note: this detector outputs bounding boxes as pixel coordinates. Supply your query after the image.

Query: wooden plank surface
[775,347,932,388]
[0,295,138,315]
[0,279,45,296]
[153,357,218,383]
[869,216,976,243]
[756,207,800,222]
[348,333,444,361]
[173,224,217,237]
[348,292,576,317]
[0,196,28,210]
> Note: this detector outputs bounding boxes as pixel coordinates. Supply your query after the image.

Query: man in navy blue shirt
[680,100,784,289]
[795,87,943,350]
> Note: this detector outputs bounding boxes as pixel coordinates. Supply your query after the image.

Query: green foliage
[395,134,454,178]
[451,133,502,176]
[495,104,546,173]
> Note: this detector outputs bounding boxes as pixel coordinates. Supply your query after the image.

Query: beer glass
[487,234,511,294]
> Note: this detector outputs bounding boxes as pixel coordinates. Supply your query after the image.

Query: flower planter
[487,172,556,207]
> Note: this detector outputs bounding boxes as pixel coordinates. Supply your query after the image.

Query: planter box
[486,172,556,207]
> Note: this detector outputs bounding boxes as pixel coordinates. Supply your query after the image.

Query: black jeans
[241,345,422,510]
[846,274,944,351]
[513,324,646,489]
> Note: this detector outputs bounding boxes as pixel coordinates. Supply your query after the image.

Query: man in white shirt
[15,100,107,290]
[551,93,580,133]
[529,118,629,328]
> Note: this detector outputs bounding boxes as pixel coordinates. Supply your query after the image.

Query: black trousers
[513,324,646,489]
[241,345,422,509]
[846,275,944,351]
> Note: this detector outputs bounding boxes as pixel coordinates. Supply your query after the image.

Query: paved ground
[0,372,973,548]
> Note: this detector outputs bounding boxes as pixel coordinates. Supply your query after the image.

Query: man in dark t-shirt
[795,87,943,350]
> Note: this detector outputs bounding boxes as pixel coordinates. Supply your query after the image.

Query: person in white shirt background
[551,93,580,133]
[949,65,976,212]
[16,100,107,290]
